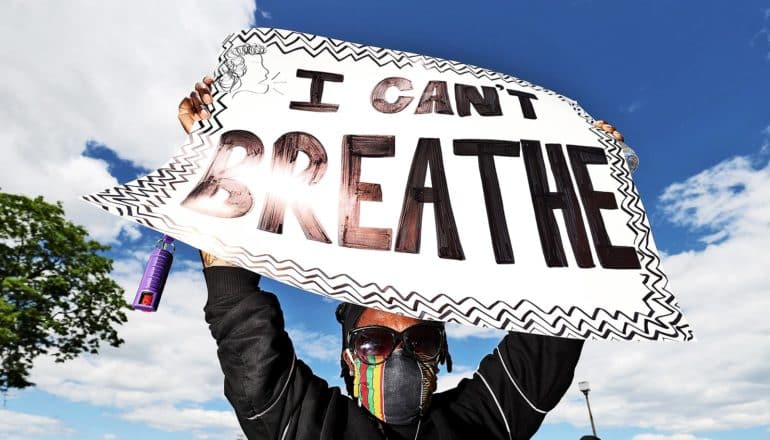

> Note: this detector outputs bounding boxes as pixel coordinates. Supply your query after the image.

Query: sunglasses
[347,323,445,365]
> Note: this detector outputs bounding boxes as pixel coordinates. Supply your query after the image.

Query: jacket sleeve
[203,266,295,438]
[202,266,381,440]
[440,332,584,439]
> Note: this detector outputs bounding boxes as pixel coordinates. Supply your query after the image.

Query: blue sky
[2,1,770,439]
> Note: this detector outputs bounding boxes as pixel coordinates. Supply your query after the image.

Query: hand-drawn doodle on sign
[83,28,693,342]
[218,43,286,96]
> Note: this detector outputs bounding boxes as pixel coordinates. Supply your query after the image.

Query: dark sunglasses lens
[404,325,443,358]
[354,328,396,361]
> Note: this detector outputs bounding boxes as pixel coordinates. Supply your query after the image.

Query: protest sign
[84,28,692,341]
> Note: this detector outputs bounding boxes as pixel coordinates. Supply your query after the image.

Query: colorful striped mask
[352,348,438,425]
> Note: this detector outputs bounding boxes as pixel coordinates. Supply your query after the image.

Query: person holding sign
[181,78,625,440]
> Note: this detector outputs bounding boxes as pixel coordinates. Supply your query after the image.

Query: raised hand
[593,119,624,141]
[178,76,215,134]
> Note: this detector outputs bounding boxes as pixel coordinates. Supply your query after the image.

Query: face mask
[351,349,438,425]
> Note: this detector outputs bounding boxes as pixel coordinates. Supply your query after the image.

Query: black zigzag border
[83,28,692,341]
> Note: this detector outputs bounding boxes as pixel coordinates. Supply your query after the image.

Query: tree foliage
[0,192,129,392]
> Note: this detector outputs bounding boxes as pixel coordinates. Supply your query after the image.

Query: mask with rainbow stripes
[352,348,438,425]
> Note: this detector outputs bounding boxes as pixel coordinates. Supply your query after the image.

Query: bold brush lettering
[396,138,464,260]
[289,69,344,112]
[371,77,414,114]
[522,140,593,267]
[567,145,641,269]
[258,132,331,243]
[339,135,395,250]
[454,139,520,263]
[454,84,502,117]
[182,130,264,217]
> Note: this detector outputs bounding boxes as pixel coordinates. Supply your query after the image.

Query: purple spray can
[132,235,175,312]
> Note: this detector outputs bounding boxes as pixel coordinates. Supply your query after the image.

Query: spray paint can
[132,235,175,312]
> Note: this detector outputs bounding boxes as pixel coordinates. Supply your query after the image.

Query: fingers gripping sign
[593,119,624,141]
[178,76,215,133]
[593,119,640,173]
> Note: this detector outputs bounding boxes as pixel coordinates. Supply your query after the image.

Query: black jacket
[203,266,583,440]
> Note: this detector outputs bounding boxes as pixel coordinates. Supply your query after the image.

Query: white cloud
[659,156,770,241]
[759,8,770,59]
[0,1,255,242]
[2,3,258,428]
[621,100,643,114]
[632,435,709,440]
[0,409,74,440]
[25,254,344,437]
[25,260,247,437]
[101,434,118,440]
[120,404,239,433]
[31,264,225,408]
[548,152,770,433]
[287,327,340,362]
[445,322,506,340]
[436,364,474,392]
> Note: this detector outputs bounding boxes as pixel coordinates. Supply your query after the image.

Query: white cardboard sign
[84,28,692,341]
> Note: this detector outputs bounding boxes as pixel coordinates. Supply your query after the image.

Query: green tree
[0,192,129,393]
